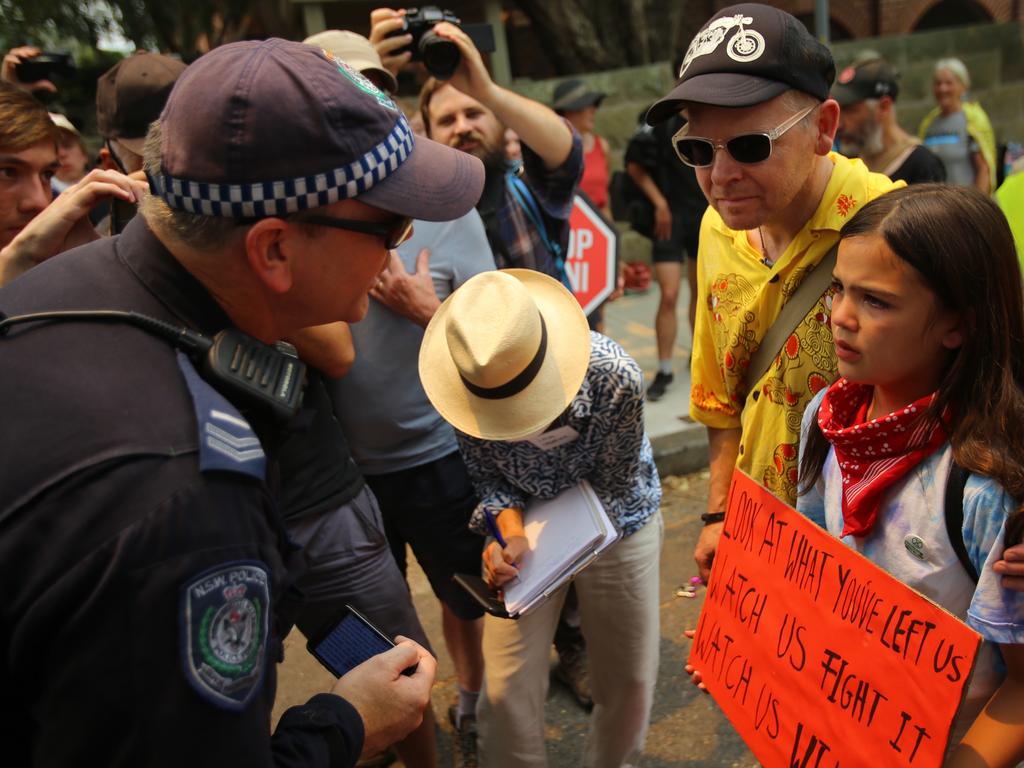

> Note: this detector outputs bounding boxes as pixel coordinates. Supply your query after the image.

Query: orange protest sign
[690,469,981,767]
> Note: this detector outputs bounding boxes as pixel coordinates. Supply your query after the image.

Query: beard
[842,117,885,158]
[452,130,507,170]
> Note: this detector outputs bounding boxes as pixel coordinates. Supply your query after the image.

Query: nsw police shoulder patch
[180,561,270,711]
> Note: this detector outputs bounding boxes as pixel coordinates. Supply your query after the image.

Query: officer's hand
[369,8,412,77]
[369,248,441,328]
[332,637,436,761]
[694,521,722,584]
[430,22,495,103]
[483,537,527,588]
[0,168,147,287]
[2,46,57,93]
[994,543,1024,592]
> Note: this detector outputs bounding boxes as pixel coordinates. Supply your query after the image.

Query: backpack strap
[506,171,571,290]
[944,461,978,583]
[745,243,838,391]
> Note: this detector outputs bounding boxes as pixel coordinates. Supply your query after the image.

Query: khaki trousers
[477,512,663,767]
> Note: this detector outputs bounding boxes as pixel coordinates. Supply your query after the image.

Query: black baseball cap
[551,79,605,113]
[646,3,835,124]
[832,58,900,106]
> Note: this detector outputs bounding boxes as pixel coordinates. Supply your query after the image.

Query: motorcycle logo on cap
[680,13,766,77]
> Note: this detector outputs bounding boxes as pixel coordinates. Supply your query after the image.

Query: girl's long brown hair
[798,183,1024,545]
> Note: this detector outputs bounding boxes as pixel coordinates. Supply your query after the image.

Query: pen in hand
[484,510,525,586]
[485,511,518,567]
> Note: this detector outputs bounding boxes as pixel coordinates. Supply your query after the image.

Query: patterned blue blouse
[458,332,661,538]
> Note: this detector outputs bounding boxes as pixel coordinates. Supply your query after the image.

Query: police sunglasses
[671,104,817,168]
[293,213,414,250]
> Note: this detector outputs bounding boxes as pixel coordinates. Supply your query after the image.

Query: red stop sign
[566,194,618,316]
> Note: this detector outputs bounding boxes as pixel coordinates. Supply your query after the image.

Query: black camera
[395,6,495,81]
[14,52,75,84]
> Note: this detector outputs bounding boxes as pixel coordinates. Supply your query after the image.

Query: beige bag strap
[745,243,839,389]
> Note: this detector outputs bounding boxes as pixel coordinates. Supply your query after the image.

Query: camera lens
[419,30,460,80]
[15,61,52,83]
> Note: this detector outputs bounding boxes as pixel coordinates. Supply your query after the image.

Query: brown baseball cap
[96,52,187,154]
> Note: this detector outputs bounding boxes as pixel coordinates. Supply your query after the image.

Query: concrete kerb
[650,423,709,478]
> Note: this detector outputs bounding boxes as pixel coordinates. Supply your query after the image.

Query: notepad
[501,481,620,617]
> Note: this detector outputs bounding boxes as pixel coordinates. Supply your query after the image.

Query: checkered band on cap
[150,114,415,218]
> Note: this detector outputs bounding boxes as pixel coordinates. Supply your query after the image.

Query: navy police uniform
[0,217,364,766]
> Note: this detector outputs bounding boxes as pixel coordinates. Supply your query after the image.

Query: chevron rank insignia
[176,351,267,480]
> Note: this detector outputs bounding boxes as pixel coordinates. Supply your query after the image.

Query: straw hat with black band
[419,269,591,441]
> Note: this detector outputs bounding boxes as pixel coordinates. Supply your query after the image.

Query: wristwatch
[700,511,726,525]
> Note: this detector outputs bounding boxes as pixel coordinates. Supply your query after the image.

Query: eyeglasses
[672,105,817,168]
[294,213,414,250]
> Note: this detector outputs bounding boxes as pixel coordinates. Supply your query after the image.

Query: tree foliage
[511,0,713,74]
[112,0,295,60]
[1,0,296,59]
[1,0,120,51]
[2,0,708,73]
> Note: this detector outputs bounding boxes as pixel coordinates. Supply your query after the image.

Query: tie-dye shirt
[798,389,1024,741]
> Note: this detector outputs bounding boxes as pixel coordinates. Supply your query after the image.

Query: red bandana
[817,379,950,537]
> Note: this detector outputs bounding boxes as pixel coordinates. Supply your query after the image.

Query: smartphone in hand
[306,604,417,678]
[110,196,137,235]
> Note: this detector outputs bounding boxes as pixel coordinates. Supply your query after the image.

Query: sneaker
[553,643,594,711]
[448,705,478,768]
[646,371,674,401]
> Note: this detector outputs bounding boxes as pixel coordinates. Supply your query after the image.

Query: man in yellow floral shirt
[646,3,899,580]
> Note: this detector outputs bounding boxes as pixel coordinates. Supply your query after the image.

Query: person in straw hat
[419,269,663,767]
[303,27,496,768]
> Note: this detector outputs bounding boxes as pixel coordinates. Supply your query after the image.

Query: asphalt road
[273,470,757,766]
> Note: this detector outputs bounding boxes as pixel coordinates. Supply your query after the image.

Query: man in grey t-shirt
[328,208,496,761]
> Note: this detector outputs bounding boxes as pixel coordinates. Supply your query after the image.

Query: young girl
[798,183,1024,765]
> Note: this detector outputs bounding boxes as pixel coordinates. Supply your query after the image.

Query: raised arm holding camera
[371,7,582,281]
[1,46,68,93]
[427,21,574,172]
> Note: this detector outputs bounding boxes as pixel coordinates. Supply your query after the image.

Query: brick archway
[757,0,870,38]
[898,0,1006,33]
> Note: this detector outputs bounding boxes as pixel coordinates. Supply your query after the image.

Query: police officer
[0,39,483,766]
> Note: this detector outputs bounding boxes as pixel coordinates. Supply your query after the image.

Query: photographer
[0,82,145,286]
[370,7,582,282]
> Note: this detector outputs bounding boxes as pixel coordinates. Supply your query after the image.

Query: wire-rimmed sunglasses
[293,213,414,250]
[671,104,817,168]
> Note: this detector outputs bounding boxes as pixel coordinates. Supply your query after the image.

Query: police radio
[0,310,306,422]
